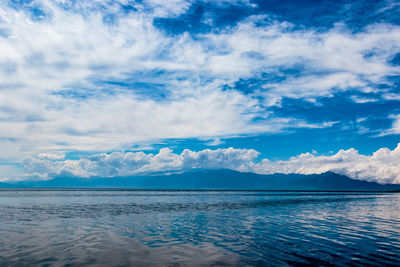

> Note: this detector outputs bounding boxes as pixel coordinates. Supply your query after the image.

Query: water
[0,190,399,266]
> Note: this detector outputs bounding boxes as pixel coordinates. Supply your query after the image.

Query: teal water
[0,190,399,266]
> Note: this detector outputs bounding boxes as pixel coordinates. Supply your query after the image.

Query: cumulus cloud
[20,147,259,180]
[253,144,400,184]
[15,144,400,184]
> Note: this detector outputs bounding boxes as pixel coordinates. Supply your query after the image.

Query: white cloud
[390,114,400,133]
[19,147,259,180]
[144,0,192,17]
[181,147,259,171]
[253,144,400,184]
[377,114,400,136]
[11,144,400,185]
[37,153,65,160]
[206,138,224,146]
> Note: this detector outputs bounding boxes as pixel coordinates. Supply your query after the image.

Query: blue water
[0,190,399,266]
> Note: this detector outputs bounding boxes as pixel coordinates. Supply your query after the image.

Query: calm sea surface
[0,190,399,266]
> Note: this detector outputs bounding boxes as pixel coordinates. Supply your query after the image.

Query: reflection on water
[0,190,400,266]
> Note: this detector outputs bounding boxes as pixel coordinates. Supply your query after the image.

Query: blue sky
[1,0,400,183]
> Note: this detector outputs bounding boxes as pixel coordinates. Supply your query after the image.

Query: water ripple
[0,190,399,266]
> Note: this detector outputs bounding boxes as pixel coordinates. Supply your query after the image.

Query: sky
[1,0,400,184]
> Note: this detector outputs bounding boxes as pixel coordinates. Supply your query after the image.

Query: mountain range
[1,169,400,191]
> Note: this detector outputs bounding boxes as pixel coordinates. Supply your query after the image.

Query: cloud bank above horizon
[1,0,400,182]
[16,143,400,184]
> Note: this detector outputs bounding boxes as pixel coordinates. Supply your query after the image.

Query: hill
[2,169,400,191]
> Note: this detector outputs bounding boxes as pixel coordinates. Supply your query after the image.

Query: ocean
[0,190,399,266]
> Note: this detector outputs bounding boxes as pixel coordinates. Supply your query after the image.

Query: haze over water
[0,190,399,266]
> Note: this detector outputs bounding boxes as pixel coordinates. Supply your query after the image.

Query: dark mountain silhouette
[2,169,400,191]
[0,182,12,188]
